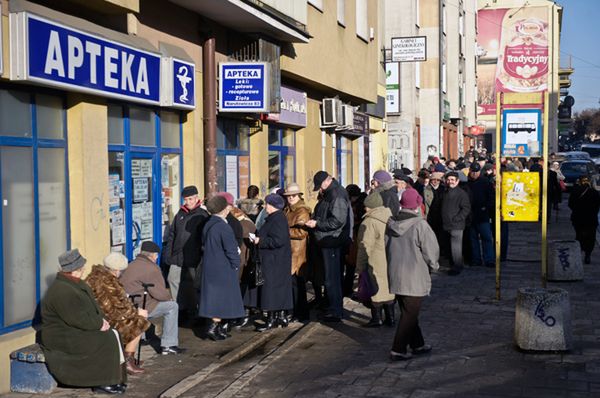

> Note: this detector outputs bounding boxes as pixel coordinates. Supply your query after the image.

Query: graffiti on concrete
[534,300,556,327]
[557,247,570,271]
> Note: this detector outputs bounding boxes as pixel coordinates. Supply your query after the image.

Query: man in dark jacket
[370,170,400,217]
[441,172,471,275]
[305,171,351,322]
[467,163,495,267]
[163,185,209,316]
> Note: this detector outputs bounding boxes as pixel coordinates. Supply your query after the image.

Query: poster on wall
[109,174,120,208]
[477,7,549,117]
[238,156,250,198]
[502,172,540,222]
[225,155,238,199]
[133,178,149,202]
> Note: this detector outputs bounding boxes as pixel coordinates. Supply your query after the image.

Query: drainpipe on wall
[203,37,217,196]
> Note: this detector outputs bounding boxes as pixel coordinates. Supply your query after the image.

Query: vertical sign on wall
[386,63,399,114]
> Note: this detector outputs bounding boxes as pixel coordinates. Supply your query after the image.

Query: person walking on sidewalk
[441,172,471,275]
[163,185,209,319]
[568,176,600,264]
[386,190,439,361]
[254,194,294,331]
[121,241,185,355]
[198,195,245,340]
[356,192,395,327]
[305,171,352,323]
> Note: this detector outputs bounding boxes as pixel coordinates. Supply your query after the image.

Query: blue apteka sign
[23,14,161,104]
[219,62,269,112]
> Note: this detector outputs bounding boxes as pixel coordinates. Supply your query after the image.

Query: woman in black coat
[198,195,245,341]
[568,176,600,264]
[253,194,293,331]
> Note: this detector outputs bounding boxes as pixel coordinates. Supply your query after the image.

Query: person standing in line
[283,183,311,322]
[356,192,395,327]
[254,194,294,331]
[237,185,264,223]
[198,195,245,340]
[441,172,471,276]
[424,172,446,255]
[370,170,400,217]
[466,163,495,268]
[568,176,600,264]
[305,171,352,323]
[386,189,439,361]
[163,185,209,320]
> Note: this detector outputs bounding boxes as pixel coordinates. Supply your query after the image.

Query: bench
[10,344,57,394]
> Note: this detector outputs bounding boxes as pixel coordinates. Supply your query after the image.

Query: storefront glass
[268,126,296,190]
[108,152,127,255]
[216,118,250,199]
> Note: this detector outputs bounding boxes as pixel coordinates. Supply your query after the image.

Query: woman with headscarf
[550,161,566,209]
[254,193,293,331]
[568,176,600,264]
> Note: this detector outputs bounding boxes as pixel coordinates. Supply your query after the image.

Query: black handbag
[252,244,264,287]
[244,244,264,288]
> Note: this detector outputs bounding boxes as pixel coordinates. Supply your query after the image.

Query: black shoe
[160,346,186,355]
[255,312,276,332]
[277,310,289,328]
[412,344,432,355]
[206,322,225,341]
[217,323,231,339]
[321,314,342,323]
[92,384,125,394]
[363,307,383,328]
[389,351,412,361]
[383,304,396,327]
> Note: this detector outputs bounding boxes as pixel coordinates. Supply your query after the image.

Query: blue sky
[558,0,600,112]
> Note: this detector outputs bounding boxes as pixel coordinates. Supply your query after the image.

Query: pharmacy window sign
[219,62,269,112]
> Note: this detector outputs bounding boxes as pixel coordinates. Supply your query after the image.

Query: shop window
[0,87,69,335]
[161,111,181,148]
[108,152,126,255]
[161,154,181,237]
[268,126,296,191]
[108,104,124,144]
[129,106,155,146]
[336,135,353,186]
[216,118,250,198]
[0,90,31,137]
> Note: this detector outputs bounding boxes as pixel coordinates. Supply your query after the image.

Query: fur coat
[85,265,150,344]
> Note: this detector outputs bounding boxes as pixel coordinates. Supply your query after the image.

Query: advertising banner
[265,85,307,127]
[386,62,400,114]
[502,172,540,222]
[219,62,269,112]
[391,36,427,62]
[501,109,542,157]
[477,7,549,116]
[12,13,161,104]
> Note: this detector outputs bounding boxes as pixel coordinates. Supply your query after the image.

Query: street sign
[502,109,542,157]
[385,62,399,113]
[391,36,427,62]
[219,62,269,112]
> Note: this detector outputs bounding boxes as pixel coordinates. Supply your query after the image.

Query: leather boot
[277,310,289,328]
[255,312,276,332]
[364,306,383,328]
[206,321,225,341]
[217,322,231,339]
[383,303,396,327]
[125,352,144,375]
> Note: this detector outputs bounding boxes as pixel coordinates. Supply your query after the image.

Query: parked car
[560,159,600,190]
[580,143,600,170]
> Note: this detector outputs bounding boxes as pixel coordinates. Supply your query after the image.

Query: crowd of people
[39,145,600,394]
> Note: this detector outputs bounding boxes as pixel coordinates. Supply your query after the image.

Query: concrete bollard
[548,240,583,281]
[514,287,572,351]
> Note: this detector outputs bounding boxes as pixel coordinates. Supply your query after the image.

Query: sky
[558,0,600,112]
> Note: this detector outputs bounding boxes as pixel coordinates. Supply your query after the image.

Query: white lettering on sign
[225,69,262,79]
[42,29,151,95]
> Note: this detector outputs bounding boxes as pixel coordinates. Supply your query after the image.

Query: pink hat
[217,191,235,206]
[400,188,423,210]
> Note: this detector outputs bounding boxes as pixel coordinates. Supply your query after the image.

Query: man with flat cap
[305,171,352,322]
[163,185,209,319]
[121,241,185,355]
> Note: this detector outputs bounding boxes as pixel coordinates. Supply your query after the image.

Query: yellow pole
[495,92,502,300]
[541,92,550,288]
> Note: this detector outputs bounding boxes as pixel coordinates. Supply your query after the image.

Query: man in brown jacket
[120,241,185,355]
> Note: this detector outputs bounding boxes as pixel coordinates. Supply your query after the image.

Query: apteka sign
[11,13,161,104]
[219,62,269,112]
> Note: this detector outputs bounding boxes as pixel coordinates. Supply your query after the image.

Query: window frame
[0,85,70,335]
[216,118,251,198]
[267,126,296,191]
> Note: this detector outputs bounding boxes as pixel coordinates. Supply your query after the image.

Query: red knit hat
[400,188,423,210]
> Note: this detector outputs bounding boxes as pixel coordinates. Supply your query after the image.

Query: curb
[159,322,313,398]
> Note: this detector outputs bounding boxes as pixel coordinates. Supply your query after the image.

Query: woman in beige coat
[356,192,395,327]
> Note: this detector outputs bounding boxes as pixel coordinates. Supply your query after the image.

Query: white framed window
[459,12,465,36]
[415,63,421,89]
[442,4,447,35]
[308,0,323,12]
[355,0,368,41]
[337,0,346,26]
[442,62,447,93]
[416,0,420,28]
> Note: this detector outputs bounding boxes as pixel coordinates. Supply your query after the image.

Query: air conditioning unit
[341,104,354,129]
[321,98,342,126]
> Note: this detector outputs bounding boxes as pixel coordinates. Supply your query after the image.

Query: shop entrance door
[128,152,158,258]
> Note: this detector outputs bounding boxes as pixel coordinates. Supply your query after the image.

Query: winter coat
[441,186,471,231]
[163,204,209,268]
[569,184,600,229]
[237,197,264,222]
[312,179,352,248]
[284,200,311,276]
[40,273,122,387]
[386,211,440,297]
[467,176,495,224]
[372,180,400,217]
[198,215,245,319]
[120,254,174,313]
[424,184,444,225]
[356,206,395,303]
[233,211,256,280]
[258,210,293,311]
[85,265,150,344]
[227,212,244,247]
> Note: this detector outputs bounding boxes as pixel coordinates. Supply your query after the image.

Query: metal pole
[203,37,217,196]
[495,92,502,300]
[541,91,550,288]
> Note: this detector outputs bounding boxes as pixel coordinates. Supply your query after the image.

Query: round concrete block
[548,240,583,281]
[514,287,572,351]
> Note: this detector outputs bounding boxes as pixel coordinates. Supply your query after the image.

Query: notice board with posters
[502,172,540,222]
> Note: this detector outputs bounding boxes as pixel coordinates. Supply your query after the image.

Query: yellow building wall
[369,117,388,173]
